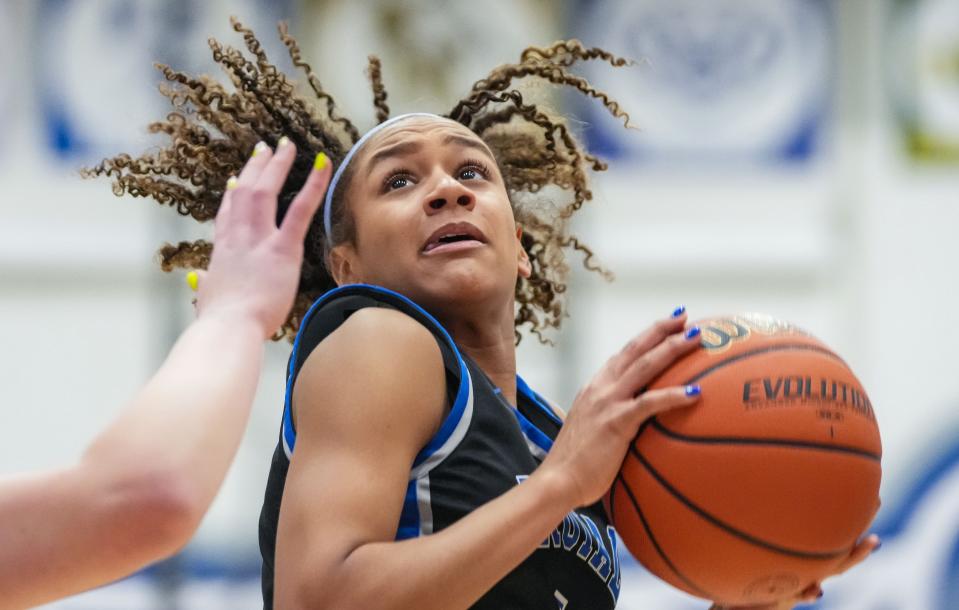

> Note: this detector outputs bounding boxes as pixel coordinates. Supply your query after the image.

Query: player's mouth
[422,221,488,255]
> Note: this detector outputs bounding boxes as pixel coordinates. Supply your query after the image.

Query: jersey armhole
[280,284,473,470]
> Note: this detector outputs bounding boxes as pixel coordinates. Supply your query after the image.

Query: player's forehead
[356,116,492,166]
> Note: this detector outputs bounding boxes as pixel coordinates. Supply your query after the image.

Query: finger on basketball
[796,582,823,604]
[608,313,688,378]
[628,384,700,425]
[279,152,331,245]
[836,534,879,573]
[617,325,701,398]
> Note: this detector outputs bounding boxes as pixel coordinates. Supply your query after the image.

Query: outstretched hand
[710,534,881,610]
[194,139,331,339]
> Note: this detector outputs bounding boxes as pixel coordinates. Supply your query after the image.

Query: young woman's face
[331,117,531,317]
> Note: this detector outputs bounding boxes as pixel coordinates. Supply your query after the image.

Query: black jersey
[258,284,621,609]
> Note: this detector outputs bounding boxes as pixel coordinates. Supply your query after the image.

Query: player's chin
[418,247,495,273]
[421,262,508,300]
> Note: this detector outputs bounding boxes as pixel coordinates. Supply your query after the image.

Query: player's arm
[0,140,330,610]
[274,310,703,610]
[0,313,263,610]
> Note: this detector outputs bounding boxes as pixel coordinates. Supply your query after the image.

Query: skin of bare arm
[0,314,264,609]
[0,139,331,609]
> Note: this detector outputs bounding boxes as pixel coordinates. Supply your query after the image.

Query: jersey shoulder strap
[280,284,471,466]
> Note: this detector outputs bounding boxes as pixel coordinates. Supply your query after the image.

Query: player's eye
[458,159,490,181]
[382,169,415,192]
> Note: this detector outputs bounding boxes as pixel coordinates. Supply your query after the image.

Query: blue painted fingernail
[873,541,881,553]
[685,326,701,340]
[671,305,686,318]
[817,590,824,599]
[685,384,701,397]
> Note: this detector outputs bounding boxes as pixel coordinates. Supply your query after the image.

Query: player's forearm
[0,312,264,609]
[297,467,575,610]
[0,462,197,610]
[82,310,264,528]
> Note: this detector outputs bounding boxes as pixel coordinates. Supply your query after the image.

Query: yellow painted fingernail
[314,152,328,171]
[278,135,290,147]
[226,176,238,190]
[252,141,268,157]
[186,271,198,292]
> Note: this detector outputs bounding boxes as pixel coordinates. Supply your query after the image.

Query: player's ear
[516,225,531,279]
[328,243,362,285]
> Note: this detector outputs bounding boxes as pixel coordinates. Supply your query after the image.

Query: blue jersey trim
[280,283,469,464]
[516,374,564,427]
[512,406,554,454]
[495,383,556,456]
[414,352,469,469]
[396,479,420,540]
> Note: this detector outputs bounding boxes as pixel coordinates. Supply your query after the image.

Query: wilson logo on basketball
[742,376,876,421]
[700,313,808,353]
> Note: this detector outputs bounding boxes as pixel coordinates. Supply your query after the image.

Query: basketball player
[89,20,879,609]
[0,138,331,609]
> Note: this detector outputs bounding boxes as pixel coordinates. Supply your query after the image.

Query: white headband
[323,112,444,238]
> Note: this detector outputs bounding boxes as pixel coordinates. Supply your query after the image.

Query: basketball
[605,313,882,606]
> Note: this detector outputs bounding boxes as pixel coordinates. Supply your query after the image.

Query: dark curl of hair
[82,18,634,344]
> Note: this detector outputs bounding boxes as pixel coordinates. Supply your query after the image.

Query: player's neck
[440,309,519,406]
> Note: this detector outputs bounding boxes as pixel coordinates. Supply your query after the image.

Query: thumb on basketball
[626,384,702,426]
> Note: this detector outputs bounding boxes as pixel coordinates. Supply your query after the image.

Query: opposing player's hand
[193,139,331,339]
[710,534,881,610]
[540,308,703,508]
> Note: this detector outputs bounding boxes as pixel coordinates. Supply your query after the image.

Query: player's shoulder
[290,285,450,415]
[336,306,436,352]
[292,285,451,374]
[307,305,440,376]
[291,301,447,443]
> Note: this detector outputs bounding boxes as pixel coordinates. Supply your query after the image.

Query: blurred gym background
[1,0,957,608]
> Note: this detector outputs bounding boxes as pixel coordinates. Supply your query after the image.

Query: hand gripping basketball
[539,310,703,508]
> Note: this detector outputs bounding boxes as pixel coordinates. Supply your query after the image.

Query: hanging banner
[0,2,14,156]
[296,0,557,124]
[887,0,959,164]
[32,0,295,164]
[569,0,834,165]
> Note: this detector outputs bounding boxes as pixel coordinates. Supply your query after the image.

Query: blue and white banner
[32,0,295,163]
[0,2,17,157]
[887,0,959,163]
[569,0,834,165]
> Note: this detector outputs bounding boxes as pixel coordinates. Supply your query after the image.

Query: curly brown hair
[82,18,633,344]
